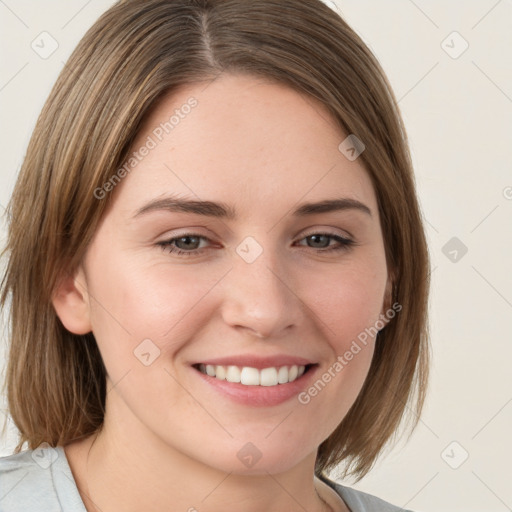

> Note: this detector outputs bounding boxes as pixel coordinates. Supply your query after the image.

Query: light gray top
[0,446,413,511]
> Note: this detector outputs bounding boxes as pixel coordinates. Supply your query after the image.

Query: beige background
[1,1,511,511]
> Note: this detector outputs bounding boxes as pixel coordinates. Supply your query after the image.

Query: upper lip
[193,355,316,370]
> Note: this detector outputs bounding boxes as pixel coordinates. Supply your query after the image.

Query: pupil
[310,235,329,248]
[177,236,199,250]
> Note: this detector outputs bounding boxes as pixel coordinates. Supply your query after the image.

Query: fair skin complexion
[54,73,392,512]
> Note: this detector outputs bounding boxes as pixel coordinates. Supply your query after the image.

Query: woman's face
[72,73,391,474]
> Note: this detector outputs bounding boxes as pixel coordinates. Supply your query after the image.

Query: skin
[54,73,392,512]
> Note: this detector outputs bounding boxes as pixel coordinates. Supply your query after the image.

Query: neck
[70,418,335,512]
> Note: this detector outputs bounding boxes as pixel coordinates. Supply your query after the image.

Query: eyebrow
[133,196,372,219]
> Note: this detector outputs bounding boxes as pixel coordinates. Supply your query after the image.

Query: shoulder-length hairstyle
[1,0,430,481]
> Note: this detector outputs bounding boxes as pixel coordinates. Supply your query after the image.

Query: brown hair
[0,0,430,481]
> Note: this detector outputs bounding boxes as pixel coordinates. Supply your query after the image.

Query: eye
[295,232,356,252]
[157,234,212,257]
[157,231,356,258]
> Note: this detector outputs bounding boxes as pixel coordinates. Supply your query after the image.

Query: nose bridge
[220,238,301,338]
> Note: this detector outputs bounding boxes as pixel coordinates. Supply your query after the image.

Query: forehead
[112,73,377,219]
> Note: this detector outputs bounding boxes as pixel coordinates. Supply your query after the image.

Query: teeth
[216,365,226,380]
[278,366,289,384]
[260,367,278,386]
[241,367,260,385]
[226,365,241,383]
[197,364,308,386]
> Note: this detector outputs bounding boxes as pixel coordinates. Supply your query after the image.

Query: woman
[0,1,430,511]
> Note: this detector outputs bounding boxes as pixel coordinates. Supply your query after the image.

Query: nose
[220,245,304,339]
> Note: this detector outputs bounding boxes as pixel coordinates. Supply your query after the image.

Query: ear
[52,266,92,335]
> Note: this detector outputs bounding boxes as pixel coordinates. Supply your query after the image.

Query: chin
[197,438,316,476]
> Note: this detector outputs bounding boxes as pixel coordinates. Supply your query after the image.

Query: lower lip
[192,365,319,407]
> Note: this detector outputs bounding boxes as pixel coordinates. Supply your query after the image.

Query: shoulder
[0,444,86,512]
[320,475,415,512]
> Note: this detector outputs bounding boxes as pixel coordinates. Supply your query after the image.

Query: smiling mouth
[193,363,315,386]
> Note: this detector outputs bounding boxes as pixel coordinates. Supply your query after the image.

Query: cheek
[83,258,221,419]
[306,262,388,349]
[292,266,386,440]
[85,254,227,358]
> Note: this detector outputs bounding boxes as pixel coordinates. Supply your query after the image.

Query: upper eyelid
[299,227,353,240]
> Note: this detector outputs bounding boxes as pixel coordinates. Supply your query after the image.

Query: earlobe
[52,266,92,335]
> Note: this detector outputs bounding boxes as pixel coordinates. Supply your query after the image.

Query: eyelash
[157,232,356,257]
